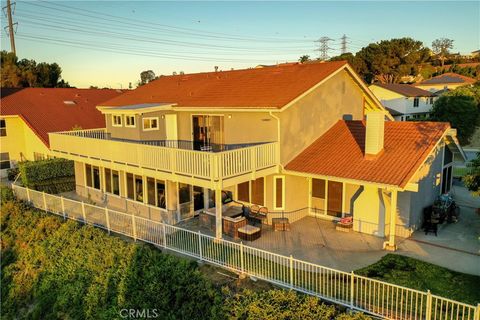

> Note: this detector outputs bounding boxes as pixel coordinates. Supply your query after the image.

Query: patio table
[238,225,261,241]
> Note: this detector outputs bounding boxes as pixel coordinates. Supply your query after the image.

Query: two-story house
[369,84,436,121]
[0,88,124,177]
[47,61,465,250]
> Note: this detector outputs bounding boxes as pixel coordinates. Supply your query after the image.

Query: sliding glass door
[192,115,224,151]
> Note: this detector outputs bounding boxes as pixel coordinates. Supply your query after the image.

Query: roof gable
[0,88,124,146]
[285,120,450,188]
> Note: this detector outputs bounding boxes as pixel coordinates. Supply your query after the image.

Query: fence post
[475,304,480,320]
[61,196,66,220]
[105,207,110,234]
[240,241,245,274]
[42,191,47,212]
[81,201,87,223]
[289,255,294,288]
[350,271,355,308]
[162,223,167,248]
[26,187,31,202]
[198,231,203,260]
[131,212,137,241]
[426,290,432,320]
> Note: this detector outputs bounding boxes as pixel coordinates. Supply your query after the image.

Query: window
[0,153,10,169]
[430,97,434,105]
[0,119,6,136]
[125,115,136,127]
[312,178,326,199]
[126,173,143,202]
[178,183,191,204]
[112,115,122,127]
[273,176,285,210]
[443,146,453,165]
[236,178,264,206]
[145,178,166,209]
[143,117,159,131]
[85,164,101,189]
[104,168,120,196]
[413,98,419,107]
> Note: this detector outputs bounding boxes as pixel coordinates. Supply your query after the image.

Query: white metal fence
[10,184,480,320]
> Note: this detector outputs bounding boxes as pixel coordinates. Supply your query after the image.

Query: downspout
[269,111,283,171]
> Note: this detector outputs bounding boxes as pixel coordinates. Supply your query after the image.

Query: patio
[178,215,387,272]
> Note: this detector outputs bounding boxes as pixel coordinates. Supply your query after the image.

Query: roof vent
[63,100,76,105]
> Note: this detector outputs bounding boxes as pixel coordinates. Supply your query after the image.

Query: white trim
[112,115,123,127]
[273,175,285,210]
[142,117,160,131]
[124,115,136,128]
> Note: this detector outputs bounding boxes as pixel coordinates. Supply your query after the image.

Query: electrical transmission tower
[3,0,17,55]
[340,34,348,55]
[314,37,333,61]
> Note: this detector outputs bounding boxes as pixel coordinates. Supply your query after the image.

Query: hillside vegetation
[1,190,370,320]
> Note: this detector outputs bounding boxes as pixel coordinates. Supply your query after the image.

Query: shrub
[6,167,19,181]
[222,288,371,320]
[19,158,75,193]
[0,185,14,204]
[0,200,221,319]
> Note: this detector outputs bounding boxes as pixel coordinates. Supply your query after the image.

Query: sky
[1,1,479,88]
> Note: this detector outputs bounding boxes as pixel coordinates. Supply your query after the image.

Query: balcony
[49,129,279,188]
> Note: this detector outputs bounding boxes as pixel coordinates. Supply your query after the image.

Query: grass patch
[355,254,480,305]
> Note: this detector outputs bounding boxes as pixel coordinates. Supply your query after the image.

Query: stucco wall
[278,70,365,164]
[0,116,51,168]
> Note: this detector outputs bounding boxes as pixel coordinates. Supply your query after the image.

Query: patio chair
[250,204,260,214]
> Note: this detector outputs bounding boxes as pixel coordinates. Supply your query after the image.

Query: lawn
[355,254,480,305]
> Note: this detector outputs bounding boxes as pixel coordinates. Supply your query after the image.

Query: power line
[24,1,316,44]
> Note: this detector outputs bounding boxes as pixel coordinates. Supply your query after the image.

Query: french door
[192,115,224,151]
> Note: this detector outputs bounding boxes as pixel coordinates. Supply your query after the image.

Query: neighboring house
[46,61,465,250]
[0,88,124,177]
[369,83,436,121]
[415,72,477,92]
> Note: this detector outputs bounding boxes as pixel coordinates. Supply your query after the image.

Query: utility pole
[4,0,16,55]
[314,36,333,61]
[341,34,348,55]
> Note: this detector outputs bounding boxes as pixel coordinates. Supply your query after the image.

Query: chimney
[365,111,385,158]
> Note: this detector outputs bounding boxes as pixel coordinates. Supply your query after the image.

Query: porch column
[203,188,210,210]
[215,187,222,239]
[386,189,398,251]
[166,180,178,212]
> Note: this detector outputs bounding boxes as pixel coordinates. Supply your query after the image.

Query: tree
[329,52,355,65]
[463,153,480,196]
[139,70,156,86]
[430,93,479,145]
[298,55,311,63]
[432,38,454,67]
[0,51,70,88]
[354,38,430,83]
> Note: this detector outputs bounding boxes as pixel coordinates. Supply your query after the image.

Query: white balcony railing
[49,129,279,182]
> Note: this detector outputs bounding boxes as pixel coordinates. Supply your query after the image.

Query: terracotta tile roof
[372,83,433,97]
[0,88,124,147]
[285,120,450,187]
[101,61,348,109]
[418,73,477,85]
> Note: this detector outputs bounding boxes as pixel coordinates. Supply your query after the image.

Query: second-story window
[125,115,136,127]
[113,115,123,127]
[143,117,159,131]
[413,98,419,107]
[0,119,6,136]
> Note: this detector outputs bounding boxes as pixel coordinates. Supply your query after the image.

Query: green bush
[0,200,221,320]
[221,288,371,320]
[6,167,19,181]
[1,185,14,204]
[19,158,75,193]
